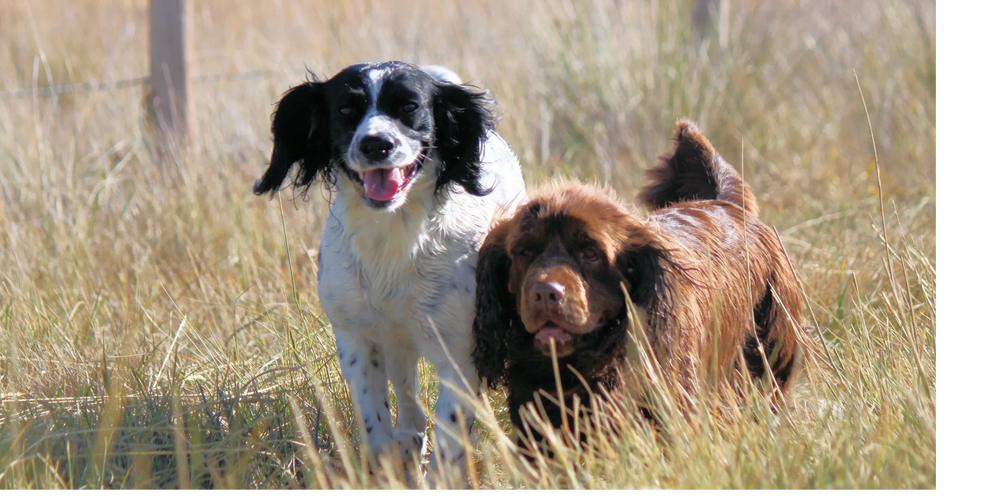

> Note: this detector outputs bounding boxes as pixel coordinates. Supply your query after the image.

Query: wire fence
[0,67,312,101]
[0,76,149,100]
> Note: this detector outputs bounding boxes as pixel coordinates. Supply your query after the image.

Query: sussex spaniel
[472,120,806,454]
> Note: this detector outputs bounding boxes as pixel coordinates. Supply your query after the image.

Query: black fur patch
[432,80,496,196]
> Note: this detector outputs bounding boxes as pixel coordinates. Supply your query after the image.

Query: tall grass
[0,0,934,489]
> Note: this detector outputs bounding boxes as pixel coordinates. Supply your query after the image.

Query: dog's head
[473,184,677,387]
[253,61,495,210]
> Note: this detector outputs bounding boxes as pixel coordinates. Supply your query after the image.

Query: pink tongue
[536,325,567,341]
[362,168,404,201]
[534,325,575,357]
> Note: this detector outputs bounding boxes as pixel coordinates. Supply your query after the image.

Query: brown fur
[473,119,807,453]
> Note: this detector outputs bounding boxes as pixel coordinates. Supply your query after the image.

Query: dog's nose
[359,135,394,162]
[531,281,565,306]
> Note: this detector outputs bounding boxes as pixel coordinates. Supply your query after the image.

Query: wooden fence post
[148,0,189,159]
[692,0,730,49]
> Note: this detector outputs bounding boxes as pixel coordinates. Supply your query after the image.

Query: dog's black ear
[254,81,333,196]
[473,222,517,389]
[432,81,495,196]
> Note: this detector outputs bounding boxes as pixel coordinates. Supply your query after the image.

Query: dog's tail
[639,119,759,217]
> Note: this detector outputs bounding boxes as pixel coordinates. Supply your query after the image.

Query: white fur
[317,66,526,471]
[420,65,463,85]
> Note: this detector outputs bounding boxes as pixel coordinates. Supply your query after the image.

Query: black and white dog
[254,62,526,470]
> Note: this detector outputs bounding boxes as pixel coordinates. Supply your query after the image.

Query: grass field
[0,0,935,489]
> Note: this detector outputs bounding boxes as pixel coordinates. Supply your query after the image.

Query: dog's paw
[392,430,427,460]
[426,447,468,473]
[395,431,428,487]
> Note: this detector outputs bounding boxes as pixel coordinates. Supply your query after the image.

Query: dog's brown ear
[472,220,517,389]
[616,224,680,342]
[616,224,668,308]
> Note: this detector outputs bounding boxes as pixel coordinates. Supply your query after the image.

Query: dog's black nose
[532,281,565,306]
[359,135,394,162]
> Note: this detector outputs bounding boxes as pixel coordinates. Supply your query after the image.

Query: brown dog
[472,119,806,452]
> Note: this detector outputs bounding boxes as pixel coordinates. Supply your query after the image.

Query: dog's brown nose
[531,281,565,306]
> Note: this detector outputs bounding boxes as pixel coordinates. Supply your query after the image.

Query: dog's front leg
[334,328,395,456]
[385,346,428,461]
[426,351,479,476]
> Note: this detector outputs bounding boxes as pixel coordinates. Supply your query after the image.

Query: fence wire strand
[0,76,148,99]
[0,68,302,100]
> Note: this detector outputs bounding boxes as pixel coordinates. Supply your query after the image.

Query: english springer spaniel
[254,62,526,471]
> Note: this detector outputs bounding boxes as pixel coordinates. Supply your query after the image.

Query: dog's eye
[401,102,418,113]
[579,248,601,263]
[518,248,535,258]
[339,106,354,116]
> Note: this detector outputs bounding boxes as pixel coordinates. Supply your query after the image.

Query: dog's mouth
[346,162,421,206]
[532,322,576,358]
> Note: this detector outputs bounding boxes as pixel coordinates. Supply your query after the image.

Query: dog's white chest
[315,200,481,347]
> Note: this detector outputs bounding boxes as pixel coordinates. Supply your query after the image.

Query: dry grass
[0,0,934,489]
